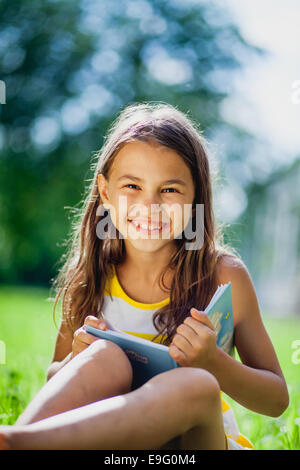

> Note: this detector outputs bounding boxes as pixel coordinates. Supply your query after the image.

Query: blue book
[85,282,233,389]
[204,282,234,356]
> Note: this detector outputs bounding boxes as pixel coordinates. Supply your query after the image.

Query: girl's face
[97,140,195,253]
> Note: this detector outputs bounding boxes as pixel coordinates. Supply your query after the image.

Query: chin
[125,236,176,253]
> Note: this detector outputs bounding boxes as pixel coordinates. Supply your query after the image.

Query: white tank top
[101,264,169,343]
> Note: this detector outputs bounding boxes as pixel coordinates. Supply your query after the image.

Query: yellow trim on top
[221,397,231,413]
[124,330,167,344]
[235,433,254,449]
[225,434,254,449]
[110,265,170,310]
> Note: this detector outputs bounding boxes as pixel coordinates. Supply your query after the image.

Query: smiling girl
[0,102,288,450]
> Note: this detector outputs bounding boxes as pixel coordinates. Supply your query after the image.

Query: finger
[174,324,212,355]
[72,340,87,356]
[183,317,213,340]
[189,309,215,331]
[172,330,194,353]
[74,326,99,345]
[84,315,107,330]
[174,320,199,347]
[169,343,187,365]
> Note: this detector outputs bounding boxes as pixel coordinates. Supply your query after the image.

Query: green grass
[223,315,300,450]
[0,285,299,449]
[0,285,59,424]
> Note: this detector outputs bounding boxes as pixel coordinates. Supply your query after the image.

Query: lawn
[0,285,299,450]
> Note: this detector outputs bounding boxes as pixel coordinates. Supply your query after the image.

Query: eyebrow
[117,174,187,187]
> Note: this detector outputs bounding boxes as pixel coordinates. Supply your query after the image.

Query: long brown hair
[50,101,238,345]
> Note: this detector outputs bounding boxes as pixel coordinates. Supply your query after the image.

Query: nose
[144,202,163,224]
[129,201,163,222]
[143,201,161,214]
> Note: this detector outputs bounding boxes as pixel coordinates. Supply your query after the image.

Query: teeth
[141,224,160,230]
[131,221,162,230]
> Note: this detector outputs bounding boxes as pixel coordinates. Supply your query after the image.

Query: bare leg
[163,371,227,451]
[16,340,133,425]
[178,405,227,450]
[1,368,226,450]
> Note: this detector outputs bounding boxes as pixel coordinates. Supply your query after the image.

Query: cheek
[109,193,131,224]
[165,203,193,237]
[108,194,141,237]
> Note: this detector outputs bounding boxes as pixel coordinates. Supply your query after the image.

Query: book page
[204,283,229,314]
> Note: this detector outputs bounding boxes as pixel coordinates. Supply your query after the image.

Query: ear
[97,174,110,210]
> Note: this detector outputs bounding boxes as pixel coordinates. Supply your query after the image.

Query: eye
[162,188,179,193]
[125,184,139,190]
[124,184,179,193]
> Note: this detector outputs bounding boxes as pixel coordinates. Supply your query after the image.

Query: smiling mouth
[128,219,169,234]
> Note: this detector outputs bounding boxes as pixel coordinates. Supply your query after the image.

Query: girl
[0,102,289,450]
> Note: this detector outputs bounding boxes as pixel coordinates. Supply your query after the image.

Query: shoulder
[215,253,249,284]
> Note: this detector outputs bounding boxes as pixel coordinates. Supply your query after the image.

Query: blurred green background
[0,0,299,449]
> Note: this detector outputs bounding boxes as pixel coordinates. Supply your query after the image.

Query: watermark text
[96,199,204,250]
[291,339,300,365]
[0,340,6,365]
[0,80,6,104]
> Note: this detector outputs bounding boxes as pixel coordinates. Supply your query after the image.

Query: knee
[140,367,221,433]
[80,340,133,395]
[158,367,221,422]
[147,367,220,405]
[184,368,220,403]
[180,368,221,424]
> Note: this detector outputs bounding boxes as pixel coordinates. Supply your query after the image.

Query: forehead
[109,140,193,181]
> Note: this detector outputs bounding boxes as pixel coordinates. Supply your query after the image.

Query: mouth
[128,219,169,235]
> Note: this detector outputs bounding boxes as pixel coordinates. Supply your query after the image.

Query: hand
[71,315,107,358]
[169,308,217,369]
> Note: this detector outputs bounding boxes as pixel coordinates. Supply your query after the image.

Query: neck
[119,242,177,284]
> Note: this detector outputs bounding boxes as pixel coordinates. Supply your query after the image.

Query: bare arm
[210,257,289,416]
[169,256,289,417]
[46,320,74,381]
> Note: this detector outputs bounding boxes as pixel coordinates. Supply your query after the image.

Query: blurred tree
[0,0,261,285]
[237,157,300,315]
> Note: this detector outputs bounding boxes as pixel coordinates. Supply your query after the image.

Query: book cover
[205,282,234,355]
[85,282,234,389]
